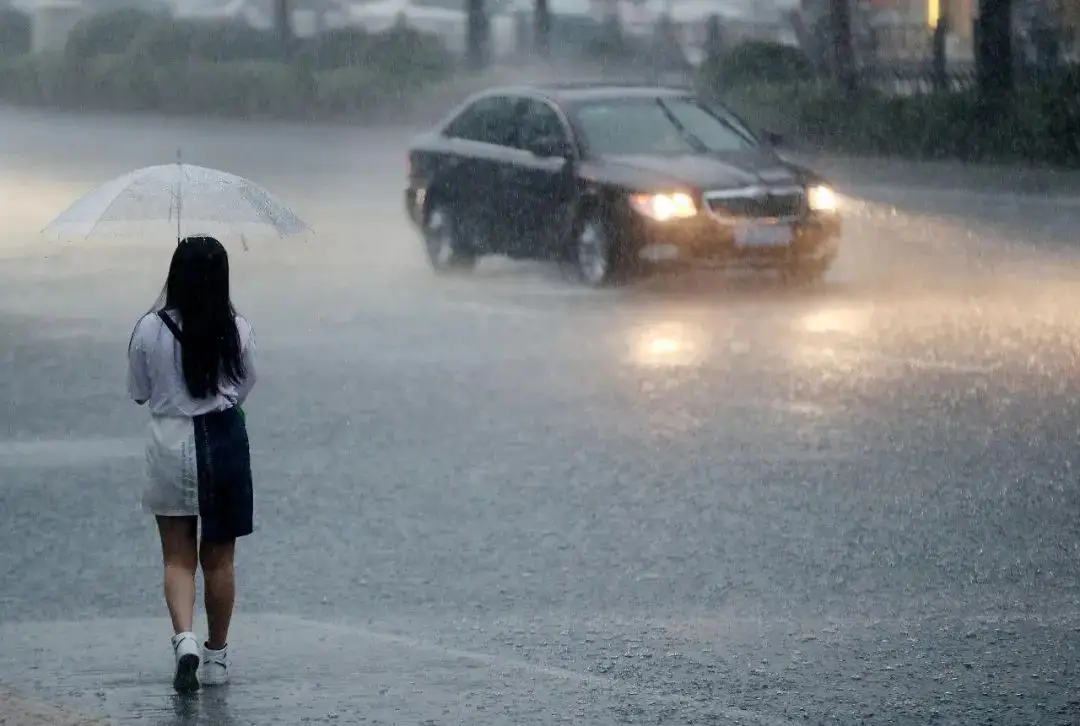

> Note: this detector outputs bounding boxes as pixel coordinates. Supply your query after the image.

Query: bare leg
[200,538,236,651]
[155,516,198,634]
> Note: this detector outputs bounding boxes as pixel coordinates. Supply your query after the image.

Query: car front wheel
[782,257,833,286]
[575,216,624,287]
[423,203,477,272]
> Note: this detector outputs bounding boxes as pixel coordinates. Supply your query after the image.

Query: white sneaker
[200,642,229,686]
[170,632,200,693]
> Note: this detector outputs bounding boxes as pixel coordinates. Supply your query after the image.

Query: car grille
[705,187,804,221]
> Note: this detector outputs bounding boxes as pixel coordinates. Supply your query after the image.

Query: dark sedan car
[405,82,841,286]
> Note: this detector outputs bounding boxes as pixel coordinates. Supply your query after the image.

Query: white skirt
[142,408,254,540]
[143,415,200,517]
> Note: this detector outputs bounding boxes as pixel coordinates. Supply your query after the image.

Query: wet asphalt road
[2,107,1080,725]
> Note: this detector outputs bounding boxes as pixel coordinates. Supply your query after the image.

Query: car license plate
[734,224,793,247]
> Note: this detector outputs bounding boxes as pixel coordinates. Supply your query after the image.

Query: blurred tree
[583,12,630,65]
[466,0,489,69]
[703,13,723,63]
[829,0,856,94]
[1028,11,1061,74]
[705,40,814,87]
[0,7,30,57]
[931,14,949,93]
[599,12,625,50]
[64,8,155,61]
[534,0,551,59]
[787,7,826,69]
[975,0,1013,101]
[275,0,294,45]
[650,13,688,72]
[791,0,878,74]
[513,10,530,57]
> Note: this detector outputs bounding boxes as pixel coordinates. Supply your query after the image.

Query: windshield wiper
[655,98,708,153]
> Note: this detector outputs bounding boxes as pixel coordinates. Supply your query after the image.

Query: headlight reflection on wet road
[627,320,710,369]
[798,304,875,336]
[624,304,880,377]
[790,303,879,380]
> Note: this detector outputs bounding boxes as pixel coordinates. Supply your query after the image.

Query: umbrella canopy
[43,162,311,246]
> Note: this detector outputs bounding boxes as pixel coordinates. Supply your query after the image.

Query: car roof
[479,81,694,106]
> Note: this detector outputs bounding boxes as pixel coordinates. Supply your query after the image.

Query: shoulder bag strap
[157,310,184,344]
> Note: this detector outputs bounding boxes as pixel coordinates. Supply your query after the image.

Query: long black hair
[156,235,245,399]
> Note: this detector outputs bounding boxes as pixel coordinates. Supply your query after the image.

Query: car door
[499,97,578,259]
[440,94,523,256]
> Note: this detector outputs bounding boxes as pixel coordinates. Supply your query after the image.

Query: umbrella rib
[81,173,150,240]
[234,179,310,236]
[41,169,137,235]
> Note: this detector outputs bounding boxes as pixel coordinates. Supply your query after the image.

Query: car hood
[592,150,803,192]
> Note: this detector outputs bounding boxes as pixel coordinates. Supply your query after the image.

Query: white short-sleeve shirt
[127,310,257,418]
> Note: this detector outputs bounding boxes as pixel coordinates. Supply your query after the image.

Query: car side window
[516,99,567,151]
[443,96,520,148]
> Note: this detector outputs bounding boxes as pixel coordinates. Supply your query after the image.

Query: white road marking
[0,615,798,726]
[0,438,143,468]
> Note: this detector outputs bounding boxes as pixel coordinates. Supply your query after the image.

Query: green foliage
[295,27,373,71]
[700,40,816,91]
[159,60,307,117]
[702,14,723,64]
[581,15,648,65]
[311,25,451,69]
[0,52,65,104]
[197,22,285,63]
[77,52,160,110]
[364,24,453,85]
[548,14,606,58]
[64,8,158,61]
[713,71,1080,167]
[0,21,456,121]
[700,38,1080,166]
[1023,66,1080,162]
[648,14,689,70]
[0,7,30,58]
[313,66,399,115]
[126,17,205,66]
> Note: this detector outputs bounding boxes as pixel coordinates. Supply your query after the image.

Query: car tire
[574,214,625,287]
[783,258,831,286]
[423,202,477,272]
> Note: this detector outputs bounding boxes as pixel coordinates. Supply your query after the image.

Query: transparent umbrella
[42,158,312,249]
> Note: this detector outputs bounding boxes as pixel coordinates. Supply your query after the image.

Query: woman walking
[126,235,257,693]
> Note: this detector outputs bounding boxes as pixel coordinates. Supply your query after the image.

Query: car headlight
[807,184,837,213]
[629,192,697,221]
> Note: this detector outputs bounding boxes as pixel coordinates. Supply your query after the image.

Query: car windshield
[571,97,757,156]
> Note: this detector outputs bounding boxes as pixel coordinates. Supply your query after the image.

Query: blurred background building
[9,0,1080,63]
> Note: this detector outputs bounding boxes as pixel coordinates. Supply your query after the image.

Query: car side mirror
[527,135,571,159]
